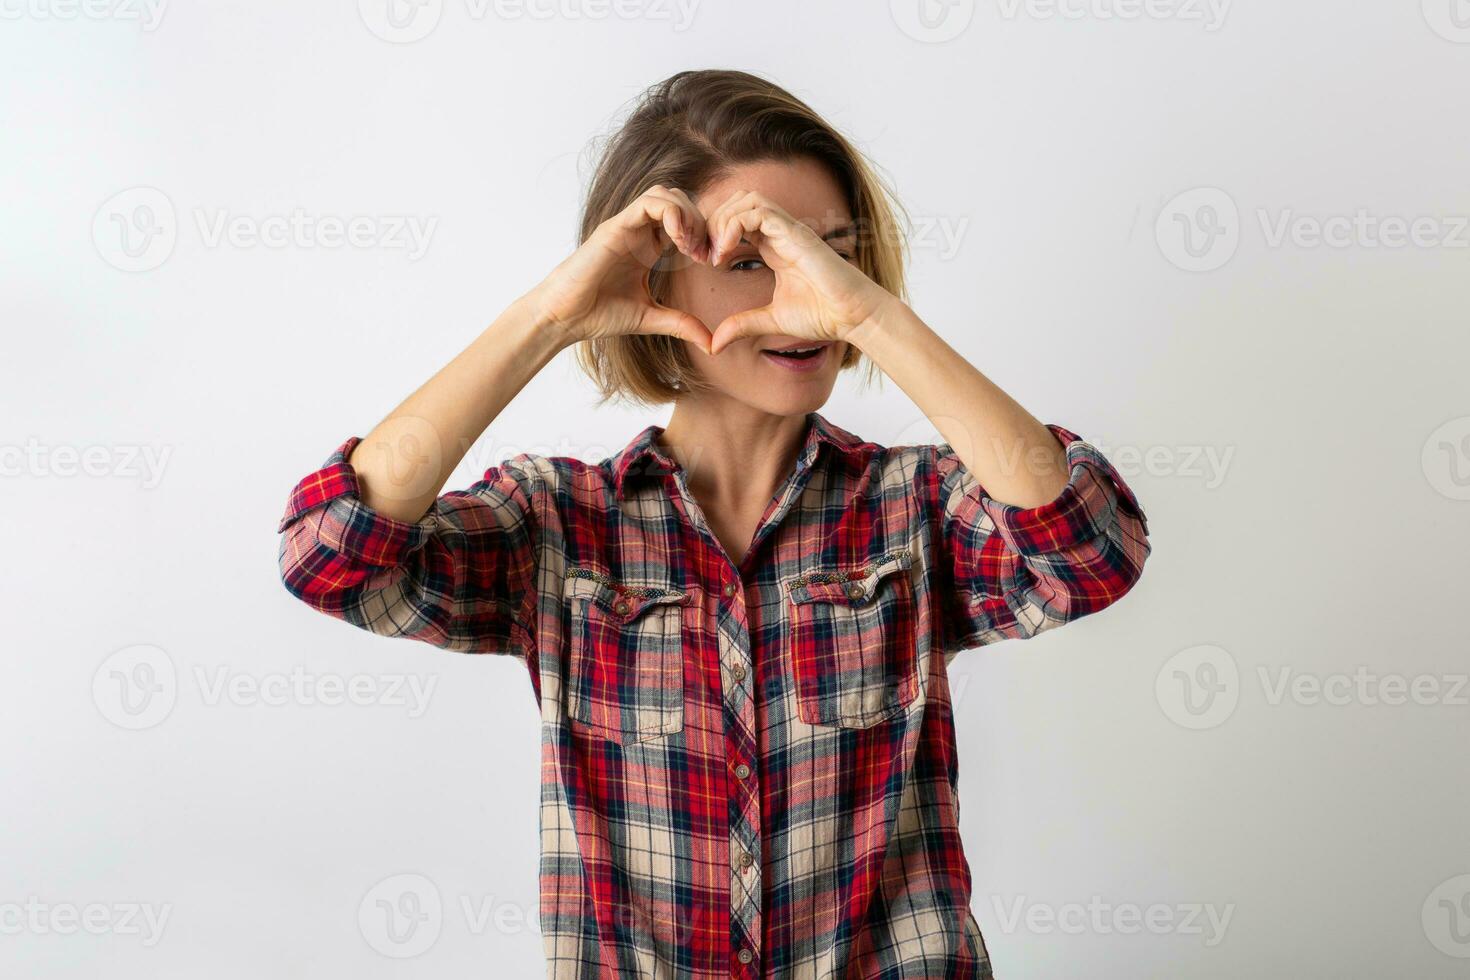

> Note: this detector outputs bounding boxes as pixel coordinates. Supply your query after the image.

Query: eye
[730,257,768,272]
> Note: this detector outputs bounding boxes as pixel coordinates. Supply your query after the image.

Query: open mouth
[762,345,826,361]
[759,341,832,374]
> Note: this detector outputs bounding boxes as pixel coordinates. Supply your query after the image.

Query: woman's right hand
[526,185,715,351]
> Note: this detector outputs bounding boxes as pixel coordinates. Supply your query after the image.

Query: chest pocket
[563,567,689,745]
[784,549,920,729]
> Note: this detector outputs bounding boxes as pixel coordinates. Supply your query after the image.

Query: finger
[609,188,691,269]
[656,205,699,272]
[662,187,710,263]
[643,186,709,264]
[639,304,714,355]
[718,200,803,269]
[716,205,778,269]
[702,190,762,265]
[710,305,779,355]
[736,204,823,271]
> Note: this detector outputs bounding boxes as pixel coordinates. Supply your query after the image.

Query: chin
[696,346,847,417]
[732,383,835,419]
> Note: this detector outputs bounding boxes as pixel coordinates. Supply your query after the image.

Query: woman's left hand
[700,191,897,354]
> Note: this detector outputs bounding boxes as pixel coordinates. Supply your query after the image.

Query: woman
[278,69,1151,979]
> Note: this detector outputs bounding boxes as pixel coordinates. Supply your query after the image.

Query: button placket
[720,577,753,703]
[709,565,761,972]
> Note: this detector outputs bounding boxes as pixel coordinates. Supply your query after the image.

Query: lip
[759,341,832,374]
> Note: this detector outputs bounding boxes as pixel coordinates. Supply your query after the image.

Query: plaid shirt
[277,410,1151,978]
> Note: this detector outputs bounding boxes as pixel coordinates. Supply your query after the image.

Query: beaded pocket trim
[566,566,685,600]
[783,548,912,594]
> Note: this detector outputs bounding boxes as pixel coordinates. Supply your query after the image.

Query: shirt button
[731,663,746,681]
[734,763,751,779]
[738,851,753,869]
[844,582,864,600]
[737,948,753,964]
[722,581,737,598]
[613,599,631,615]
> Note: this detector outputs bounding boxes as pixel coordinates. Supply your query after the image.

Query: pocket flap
[785,549,913,607]
[565,566,688,623]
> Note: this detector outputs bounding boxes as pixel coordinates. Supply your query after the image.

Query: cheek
[668,269,774,328]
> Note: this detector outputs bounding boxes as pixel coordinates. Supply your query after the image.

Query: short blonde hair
[573,69,910,407]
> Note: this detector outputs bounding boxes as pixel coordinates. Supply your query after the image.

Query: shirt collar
[610,410,869,499]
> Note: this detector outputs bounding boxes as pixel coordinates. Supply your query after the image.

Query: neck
[657,394,812,504]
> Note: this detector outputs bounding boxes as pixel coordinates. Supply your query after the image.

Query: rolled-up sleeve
[276,436,540,659]
[933,423,1151,654]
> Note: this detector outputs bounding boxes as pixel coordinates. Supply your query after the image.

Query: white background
[4,1,1469,976]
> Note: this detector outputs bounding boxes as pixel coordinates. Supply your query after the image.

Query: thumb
[638,304,714,355]
[711,305,778,355]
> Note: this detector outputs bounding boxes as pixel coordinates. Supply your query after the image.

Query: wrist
[483,291,577,365]
[507,287,579,353]
[842,292,908,353]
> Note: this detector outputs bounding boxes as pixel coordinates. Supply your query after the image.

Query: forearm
[846,299,1070,509]
[348,293,571,522]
